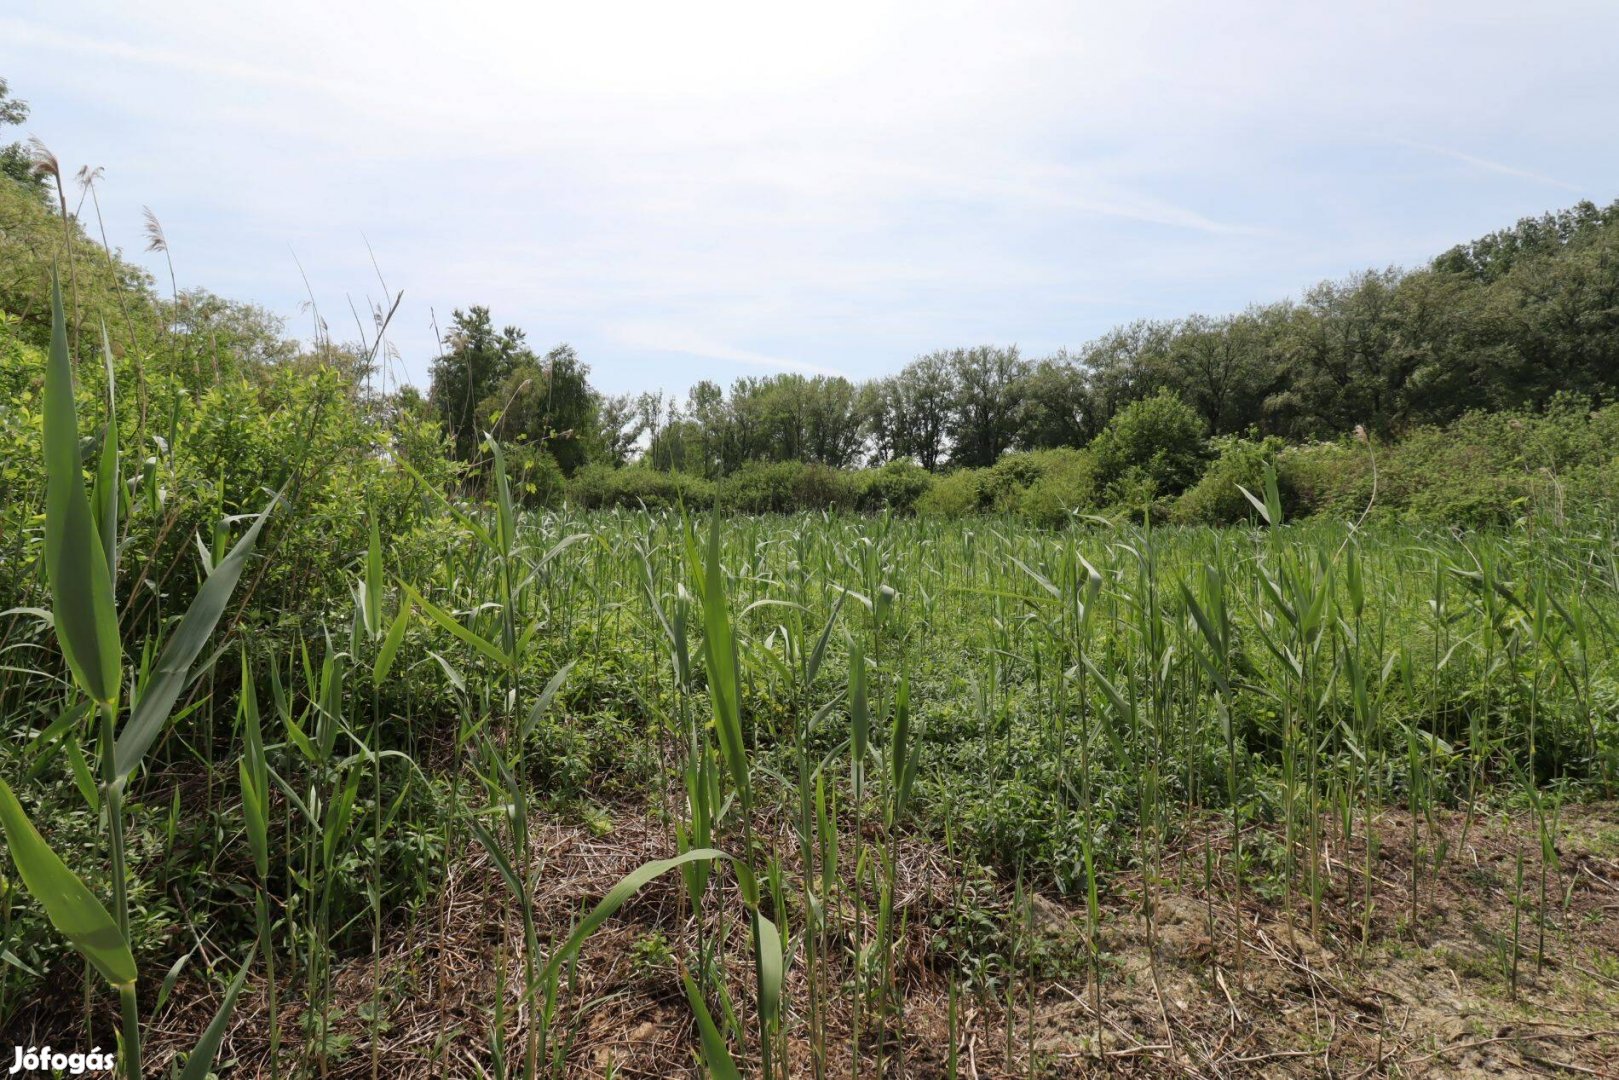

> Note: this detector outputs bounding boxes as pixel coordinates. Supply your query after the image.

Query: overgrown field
[4,294,1618,1080]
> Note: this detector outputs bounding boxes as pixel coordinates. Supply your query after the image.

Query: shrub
[855,458,935,513]
[1017,449,1101,527]
[718,460,857,514]
[790,462,859,512]
[0,317,46,603]
[1387,423,1521,527]
[1277,440,1373,520]
[1091,391,1209,498]
[915,467,987,516]
[1563,402,1619,513]
[502,442,566,507]
[915,449,1101,522]
[1174,434,1286,525]
[980,450,1072,510]
[567,464,716,510]
[1274,398,1619,528]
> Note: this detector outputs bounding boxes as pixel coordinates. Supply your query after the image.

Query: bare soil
[30,802,1619,1077]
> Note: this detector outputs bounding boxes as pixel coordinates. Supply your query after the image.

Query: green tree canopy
[427,306,535,461]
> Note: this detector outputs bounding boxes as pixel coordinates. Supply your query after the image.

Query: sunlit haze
[5,0,1616,393]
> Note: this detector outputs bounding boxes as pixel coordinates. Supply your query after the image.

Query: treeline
[419,197,1619,492]
[570,391,1619,530]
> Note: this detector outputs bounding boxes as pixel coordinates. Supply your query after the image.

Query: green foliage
[1173,433,1286,525]
[41,275,120,708]
[944,345,1027,467]
[854,457,935,512]
[6,127,1619,1075]
[0,77,44,193]
[1016,448,1101,527]
[0,777,136,989]
[427,306,535,462]
[1014,355,1094,449]
[1433,199,1619,283]
[1391,398,1619,527]
[1280,398,1619,527]
[646,374,867,477]
[865,354,952,468]
[0,177,157,355]
[914,448,1100,522]
[482,343,598,476]
[717,460,857,514]
[566,463,716,510]
[501,442,566,507]
[0,315,46,599]
[914,466,986,516]
[1091,390,1209,500]
[1274,439,1372,520]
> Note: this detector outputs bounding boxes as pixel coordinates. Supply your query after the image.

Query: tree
[946,345,1027,467]
[0,170,156,350]
[867,354,953,469]
[801,375,865,467]
[1491,234,1619,409]
[647,412,705,474]
[481,343,599,475]
[427,306,533,461]
[1014,353,1093,450]
[1163,310,1281,435]
[1280,270,1411,437]
[1074,319,1177,430]
[0,78,44,194]
[1433,199,1619,283]
[168,288,300,382]
[534,343,598,475]
[684,380,730,475]
[1375,269,1480,424]
[595,392,648,467]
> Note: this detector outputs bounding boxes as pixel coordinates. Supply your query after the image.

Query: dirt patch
[1023,803,1619,1078]
[29,802,1619,1077]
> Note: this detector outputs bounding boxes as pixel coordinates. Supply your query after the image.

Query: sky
[4,1,1617,398]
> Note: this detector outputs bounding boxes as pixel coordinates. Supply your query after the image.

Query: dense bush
[979,450,1067,508]
[915,467,987,516]
[0,313,455,640]
[503,441,567,507]
[855,457,935,512]
[905,398,1619,528]
[1092,390,1210,501]
[914,449,1099,524]
[1278,397,1619,528]
[0,181,158,355]
[718,460,858,513]
[1016,448,1101,527]
[1387,400,1616,527]
[1276,440,1372,520]
[567,464,716,510]
[1174,434,1286,525]
[0,315,46,603]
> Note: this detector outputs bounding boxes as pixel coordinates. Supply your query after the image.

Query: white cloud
[5,0,1616,394]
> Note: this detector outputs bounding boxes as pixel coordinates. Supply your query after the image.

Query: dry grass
[90,800,1615,1078]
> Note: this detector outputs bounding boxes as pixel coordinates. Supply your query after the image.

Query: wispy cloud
[1395,139,1586,194]
[0,18,367,101]
[611,324,850,379]
[5,0,1615,397]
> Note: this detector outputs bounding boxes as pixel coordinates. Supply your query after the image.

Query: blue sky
[4,1,1616,397]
